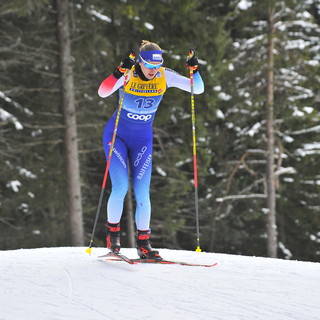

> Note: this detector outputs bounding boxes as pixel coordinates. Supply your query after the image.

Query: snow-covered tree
[208,0,320,259]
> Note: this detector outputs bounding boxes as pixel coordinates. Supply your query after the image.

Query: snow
[0,108,23,130]
[19,168,37,179]
[246,122,262,137]
[295,142,320,156]
[237,0,253,11]
[1,247,319,320]
[290,125,320,135]
[218,92,232,101]
[144,22,154,30]
[6,180,22,192]
[155,166,167,176]
[216,109,225,119]
[0,91,33,115]
[87,8,111,23]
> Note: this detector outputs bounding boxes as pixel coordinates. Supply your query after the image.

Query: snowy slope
[1,247,319,320]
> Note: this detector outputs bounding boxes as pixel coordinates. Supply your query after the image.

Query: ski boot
[106,222,121,253]
[136,230,162,260]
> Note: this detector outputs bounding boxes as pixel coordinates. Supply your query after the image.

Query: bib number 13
[135,98,155,109]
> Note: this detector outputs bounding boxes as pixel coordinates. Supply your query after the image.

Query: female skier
[98,40,204,259]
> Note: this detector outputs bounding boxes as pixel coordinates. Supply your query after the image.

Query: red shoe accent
[106,235,112,249]
[137,230,150,241]
[138,234,150,240]
[106,222,121,252]
[141,247,149,254]
[109,226,120,232]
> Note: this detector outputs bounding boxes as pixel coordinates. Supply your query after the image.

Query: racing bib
[120,66,167,123]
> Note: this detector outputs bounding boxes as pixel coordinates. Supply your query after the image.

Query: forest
[1,0,319,262]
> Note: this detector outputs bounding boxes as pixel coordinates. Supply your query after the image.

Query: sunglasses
[139,55,163,69]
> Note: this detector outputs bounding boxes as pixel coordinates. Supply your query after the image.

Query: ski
[98,251,137,264]
[100,252,217,267]
[129,258,217,267]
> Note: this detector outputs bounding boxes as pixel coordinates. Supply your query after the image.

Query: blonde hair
[140,40,161,52]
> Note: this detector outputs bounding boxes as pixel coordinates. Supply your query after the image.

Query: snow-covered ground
[1,247,319,320]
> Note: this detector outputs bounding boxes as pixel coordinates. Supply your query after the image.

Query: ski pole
[188,49,201,252]
[86,51,135,255]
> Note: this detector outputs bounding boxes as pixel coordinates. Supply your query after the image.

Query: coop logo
[127,113,152,121]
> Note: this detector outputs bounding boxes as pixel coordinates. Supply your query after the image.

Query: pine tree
[207,0,320,259]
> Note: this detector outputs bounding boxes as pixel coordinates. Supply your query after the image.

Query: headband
[139,50,163,63]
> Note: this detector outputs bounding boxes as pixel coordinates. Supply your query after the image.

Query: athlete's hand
[186,49,199,73]
[113,51,135,79]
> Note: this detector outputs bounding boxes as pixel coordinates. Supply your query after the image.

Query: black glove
[186,49,199,73]
[113,51,135,79]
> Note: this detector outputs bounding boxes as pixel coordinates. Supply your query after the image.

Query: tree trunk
[266,5,277,258]
[56,0,84,246]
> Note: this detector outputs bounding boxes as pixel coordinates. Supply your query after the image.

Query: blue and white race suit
[98,65,204,230]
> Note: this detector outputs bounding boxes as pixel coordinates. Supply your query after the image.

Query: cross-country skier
[98,40,204,259]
